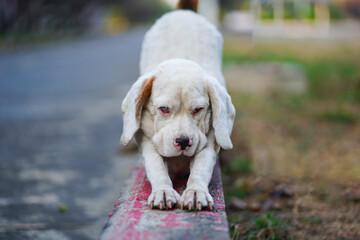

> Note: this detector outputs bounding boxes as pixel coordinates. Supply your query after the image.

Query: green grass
[308,217,323,225]
[227,157,252,174]
[319,110,357,124]
[228,188,247,199]
[237,213,291,240]
[223,40,360,104]
[255,213,288,229]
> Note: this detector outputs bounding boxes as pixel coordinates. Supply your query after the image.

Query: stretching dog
[120,0,235,211]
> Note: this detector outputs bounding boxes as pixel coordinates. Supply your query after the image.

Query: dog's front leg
[180,141,216,211]
[141,137,180,210]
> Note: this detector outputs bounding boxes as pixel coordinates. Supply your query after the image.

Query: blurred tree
[329,2,347,20]
[345,0,360,19]
[0,0,169,36]
[219,0,246,11]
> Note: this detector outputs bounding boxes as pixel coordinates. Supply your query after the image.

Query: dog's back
[140,0,225,86]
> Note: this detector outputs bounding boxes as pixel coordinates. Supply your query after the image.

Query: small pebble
[248,202,261,211]
[273,184,294,198]
[230,198,247,210]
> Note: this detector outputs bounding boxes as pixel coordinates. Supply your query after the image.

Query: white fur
[120,10,235,209]
[141,10,225,85]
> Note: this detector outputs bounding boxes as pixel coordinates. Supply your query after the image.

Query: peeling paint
[160,214,191,229]
[100,159,229,240]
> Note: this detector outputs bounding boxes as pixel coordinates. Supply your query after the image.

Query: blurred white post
[251,0,262,22]
[251,0,262,36]
[314,0,330,37]
[274,0,284,35]
[198,0,219,26]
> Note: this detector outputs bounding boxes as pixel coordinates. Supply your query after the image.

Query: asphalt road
[0,27,146,240]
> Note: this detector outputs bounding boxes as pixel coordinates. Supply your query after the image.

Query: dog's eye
[159,106,170,116]
[193,107,203,115]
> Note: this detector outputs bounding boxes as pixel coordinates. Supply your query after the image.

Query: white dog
[120,0,235,211]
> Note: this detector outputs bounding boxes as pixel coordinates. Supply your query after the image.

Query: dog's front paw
[148,187,180,210]
[180,188,214,211]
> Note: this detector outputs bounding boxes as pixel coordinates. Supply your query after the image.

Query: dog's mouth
[174,142,206,158]
[161,151,194,158]
[169,146,196,158]
[180,150,194,157]
[171,150,194,157]
[160,142,205,158]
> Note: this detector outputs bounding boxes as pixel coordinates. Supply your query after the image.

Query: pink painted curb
[99,158,230,240]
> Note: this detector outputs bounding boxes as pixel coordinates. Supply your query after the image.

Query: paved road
[0,27,146,240]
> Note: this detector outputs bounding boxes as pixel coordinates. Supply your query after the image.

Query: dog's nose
[175,137,192,150]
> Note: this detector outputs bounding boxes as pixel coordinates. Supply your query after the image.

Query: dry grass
[229,93,360,182]
[223,36,360,63]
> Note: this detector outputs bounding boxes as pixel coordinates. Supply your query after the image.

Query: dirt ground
[221,123,360,239]
[222,173,360,239]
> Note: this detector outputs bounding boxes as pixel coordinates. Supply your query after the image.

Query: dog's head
[120,59,235,157]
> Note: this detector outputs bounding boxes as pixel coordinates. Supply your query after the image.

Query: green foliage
[255,213,288,229]
[261,3,274,20]
[228,214,241,223]
[300,216,323,224]
[227,157,252,174]
[319,110,357,124]
[306,3,315,20]
[309,217,323,224]
[238,213,291,240]
[305,61,359,102]
[329,4,348,20]
[284,1,296,20]
[270,94,307,111]
[230,188,247,199]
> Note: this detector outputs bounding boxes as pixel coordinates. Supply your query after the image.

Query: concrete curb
[99,158,230,240]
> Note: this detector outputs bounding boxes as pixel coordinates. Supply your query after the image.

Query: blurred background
[0,0,359,239]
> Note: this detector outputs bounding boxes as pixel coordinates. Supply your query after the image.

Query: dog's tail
[177,0,198,13]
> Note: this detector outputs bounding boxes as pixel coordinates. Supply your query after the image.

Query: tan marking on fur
[135,76,155,120]
[177,0,198,12]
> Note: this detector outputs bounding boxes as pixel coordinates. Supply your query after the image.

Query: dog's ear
[120,74,156,146]
[206,74,235,149]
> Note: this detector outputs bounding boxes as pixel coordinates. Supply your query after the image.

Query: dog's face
[146,63,211,157]
[120,59,235,156]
